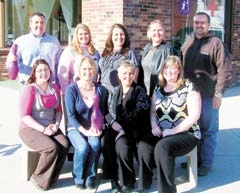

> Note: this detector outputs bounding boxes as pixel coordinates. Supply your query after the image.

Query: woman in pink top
[57,23,100,94]
[19,59,69,191]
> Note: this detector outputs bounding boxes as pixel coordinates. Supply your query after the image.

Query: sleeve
[129,49,140,67]
[64,85,81,129]
[215,42,232,95]
[105,90,115,125]
[98,85,109,116]
[131,87,150,119]
[57,47,75,93]
[52,83,62,112]
[19,85,35,118]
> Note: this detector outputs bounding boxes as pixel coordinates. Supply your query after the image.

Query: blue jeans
[199,98,219,168]
[67,129,101,185]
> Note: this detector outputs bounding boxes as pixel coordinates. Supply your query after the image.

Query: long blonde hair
[71,23,96,55]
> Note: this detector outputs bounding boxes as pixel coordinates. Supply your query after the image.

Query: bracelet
[214,92,222,98]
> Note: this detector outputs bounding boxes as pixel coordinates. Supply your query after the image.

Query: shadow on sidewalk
[183,128,240,193]
[0,143,21,156]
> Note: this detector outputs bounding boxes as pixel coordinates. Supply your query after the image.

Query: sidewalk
[0,80,240,193]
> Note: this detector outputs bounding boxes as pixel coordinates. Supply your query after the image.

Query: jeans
[67,129,101,185]
[199,98,219,168]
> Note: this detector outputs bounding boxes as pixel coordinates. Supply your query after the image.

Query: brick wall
[231,0,240,86]
[82,0,240,87]
[1,0,240,86]
[0,48,9,80]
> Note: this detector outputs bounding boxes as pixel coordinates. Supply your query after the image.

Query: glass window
[4,0,81,47]
[172,0,225,51]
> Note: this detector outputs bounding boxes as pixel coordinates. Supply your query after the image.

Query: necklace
[35,83,49,94]
[80,86,94,92]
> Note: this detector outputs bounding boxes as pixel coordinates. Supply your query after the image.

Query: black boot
[111,179,121,193]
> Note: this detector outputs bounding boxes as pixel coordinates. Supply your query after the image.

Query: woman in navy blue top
[64,57,108,190]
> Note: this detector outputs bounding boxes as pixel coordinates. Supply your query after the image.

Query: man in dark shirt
[181,12,232,176]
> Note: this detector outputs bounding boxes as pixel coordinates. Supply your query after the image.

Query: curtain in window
[14,0,29,35]
[31,0,55,22]
[60,0,73,44]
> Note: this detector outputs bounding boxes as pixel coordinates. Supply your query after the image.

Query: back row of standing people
[6,11,232,193]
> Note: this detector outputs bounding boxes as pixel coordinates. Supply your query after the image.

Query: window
[4,0,81,47]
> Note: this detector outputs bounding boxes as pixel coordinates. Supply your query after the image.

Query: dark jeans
[19,127,69,189]
[138,132,199,193]
[199,98,219,168]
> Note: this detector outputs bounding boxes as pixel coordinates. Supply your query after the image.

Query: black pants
[102,128,118,180]
[102,128,137,187]
[116,135,137,187]
[137,132,199,193]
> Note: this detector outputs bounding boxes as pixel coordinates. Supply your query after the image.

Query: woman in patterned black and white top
[137,55,201,193]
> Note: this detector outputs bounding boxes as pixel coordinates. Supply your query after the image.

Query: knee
[75,143,89,155]
[89,138,101,152]
[60,138,70,153]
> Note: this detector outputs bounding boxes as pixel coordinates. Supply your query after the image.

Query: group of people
[6,11,232,193]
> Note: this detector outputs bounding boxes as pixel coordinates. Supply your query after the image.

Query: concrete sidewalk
[0,80,240,193]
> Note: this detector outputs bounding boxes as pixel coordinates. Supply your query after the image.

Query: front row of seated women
[19,55,201,193]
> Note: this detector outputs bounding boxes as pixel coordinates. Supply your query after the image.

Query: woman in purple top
[18,59,69,191]
[64,57,108,190]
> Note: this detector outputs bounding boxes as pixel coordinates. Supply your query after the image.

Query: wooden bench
[21,144,40,181]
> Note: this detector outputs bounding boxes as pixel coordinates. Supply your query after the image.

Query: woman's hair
[71,23,96,55]
[27,59,52,84]
[77,57,97,78]
[118,60,136,73]
[158,55,184,88]
[102,23,130,57]
[147,19,164,41]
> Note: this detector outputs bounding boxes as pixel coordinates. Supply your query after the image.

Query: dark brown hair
[27,59,52,84]
[101,23,130,57]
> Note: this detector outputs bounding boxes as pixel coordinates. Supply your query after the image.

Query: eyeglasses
[36,68,50,73]
[194,21,209,25]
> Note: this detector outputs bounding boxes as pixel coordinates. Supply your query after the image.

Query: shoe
[111,180,121,193]
[50,178,58,188]
[86,182,96,189]
[75,183,86,189]
[30,176,48,191]
[198,166,210,176]
[120,185,134,193]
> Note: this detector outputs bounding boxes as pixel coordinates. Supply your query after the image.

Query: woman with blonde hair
[57,24,100,138]
[138,19,177,97]
[137,56,201,193]
[64,57,108,190]
[58,23,100,93]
